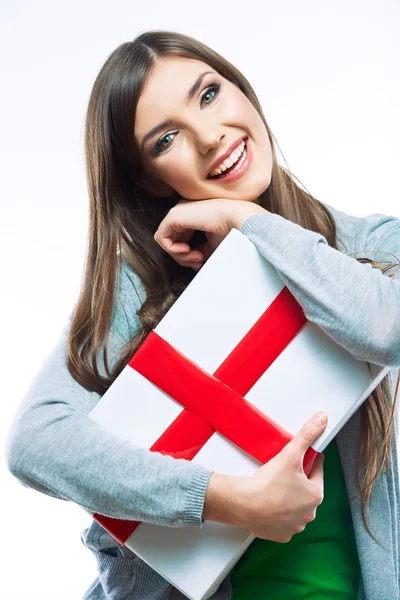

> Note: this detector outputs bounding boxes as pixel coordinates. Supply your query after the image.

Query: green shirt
[230,439,361,598]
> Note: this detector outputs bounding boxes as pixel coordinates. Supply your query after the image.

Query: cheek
[154,145,205,194]
[227,91,257,123]
[241,103,265,136]
[227,91,267,143]
[160,159,197,189]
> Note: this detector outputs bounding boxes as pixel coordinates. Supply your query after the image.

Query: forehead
[135,56,216,139]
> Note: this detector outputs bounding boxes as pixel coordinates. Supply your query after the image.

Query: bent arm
[5,265,212,527]
[239,206,400,368]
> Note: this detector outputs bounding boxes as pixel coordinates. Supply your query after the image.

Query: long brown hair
[67,29,399,542]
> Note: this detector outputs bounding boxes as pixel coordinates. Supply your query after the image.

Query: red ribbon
[94,286,319,544]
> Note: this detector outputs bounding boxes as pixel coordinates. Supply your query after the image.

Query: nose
[195,130,225,156]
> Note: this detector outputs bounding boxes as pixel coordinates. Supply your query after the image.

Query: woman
[5,30,400,599]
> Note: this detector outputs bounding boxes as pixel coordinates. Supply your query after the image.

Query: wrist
[229,202,269,230]
[203,472,250,528]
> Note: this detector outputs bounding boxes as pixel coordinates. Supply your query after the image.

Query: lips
[207,137,252,184]
[205,136,247,179]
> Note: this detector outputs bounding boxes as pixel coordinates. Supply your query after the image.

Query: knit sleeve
[4,261,212,527]
[239,207,400,369]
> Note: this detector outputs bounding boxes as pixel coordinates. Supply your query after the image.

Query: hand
[153,198,268,270]
[203,411,327,542]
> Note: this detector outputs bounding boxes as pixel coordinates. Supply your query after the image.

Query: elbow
[361,304,400,368]
[5,410,42,488]
[368,338,400,369]
[384,347,400,370]
[4,424,31,485]
[5,424,66,500]
[388,326,400,368]
[375,322,400,368]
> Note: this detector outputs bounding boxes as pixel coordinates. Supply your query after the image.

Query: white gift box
[87,228,389,600]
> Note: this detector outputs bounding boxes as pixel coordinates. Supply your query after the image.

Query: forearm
[5,318,213,527]
[237,210,400,367]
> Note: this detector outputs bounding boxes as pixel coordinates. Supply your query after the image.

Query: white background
[1,1,399,598]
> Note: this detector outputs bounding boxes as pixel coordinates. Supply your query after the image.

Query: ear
[137,172,176,197]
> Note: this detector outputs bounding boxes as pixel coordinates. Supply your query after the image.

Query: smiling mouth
[206,138,248,180]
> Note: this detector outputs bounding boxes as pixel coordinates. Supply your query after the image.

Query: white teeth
[209,146,247,180]
[228,152,238,163]
[209,140,246,177]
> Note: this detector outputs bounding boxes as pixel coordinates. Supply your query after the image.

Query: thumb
[284,412,328,467]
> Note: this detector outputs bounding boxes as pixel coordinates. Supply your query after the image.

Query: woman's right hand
[203,412,327,543]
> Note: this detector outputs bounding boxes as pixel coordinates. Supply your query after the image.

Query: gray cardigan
[5,202,400,599]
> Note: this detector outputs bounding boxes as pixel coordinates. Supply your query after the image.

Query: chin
[237,180,271,203]
[250,177,272,200]
[182,175,271,203]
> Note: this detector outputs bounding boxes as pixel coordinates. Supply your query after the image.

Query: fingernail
[312,412,327,425]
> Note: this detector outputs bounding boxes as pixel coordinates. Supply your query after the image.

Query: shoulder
[119,258,147,306]
[110,257,147,343]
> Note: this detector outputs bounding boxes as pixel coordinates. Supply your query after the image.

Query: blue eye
[152,82,221,156]
[200,83,220,106]
[153,132,175,154]
[153,132,176,156]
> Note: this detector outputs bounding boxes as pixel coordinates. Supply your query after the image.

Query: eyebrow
[140,71,215,152]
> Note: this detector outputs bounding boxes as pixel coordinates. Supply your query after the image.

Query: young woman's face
[134,56,273,203]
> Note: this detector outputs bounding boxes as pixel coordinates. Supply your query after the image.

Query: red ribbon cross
[94,286,318,544]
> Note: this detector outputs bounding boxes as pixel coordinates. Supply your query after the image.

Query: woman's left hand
[153,198,268,270]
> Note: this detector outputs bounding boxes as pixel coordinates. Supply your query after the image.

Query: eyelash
[152,82,221,156]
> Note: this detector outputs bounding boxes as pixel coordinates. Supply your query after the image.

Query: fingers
[153,199,232,268]
[308,453,325,496]
[170,239,213,269]
[153,216,193,254]
[153,225,205,268]
[172,248,205,270]
[157,236,190,254]
[283,412,328,467]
